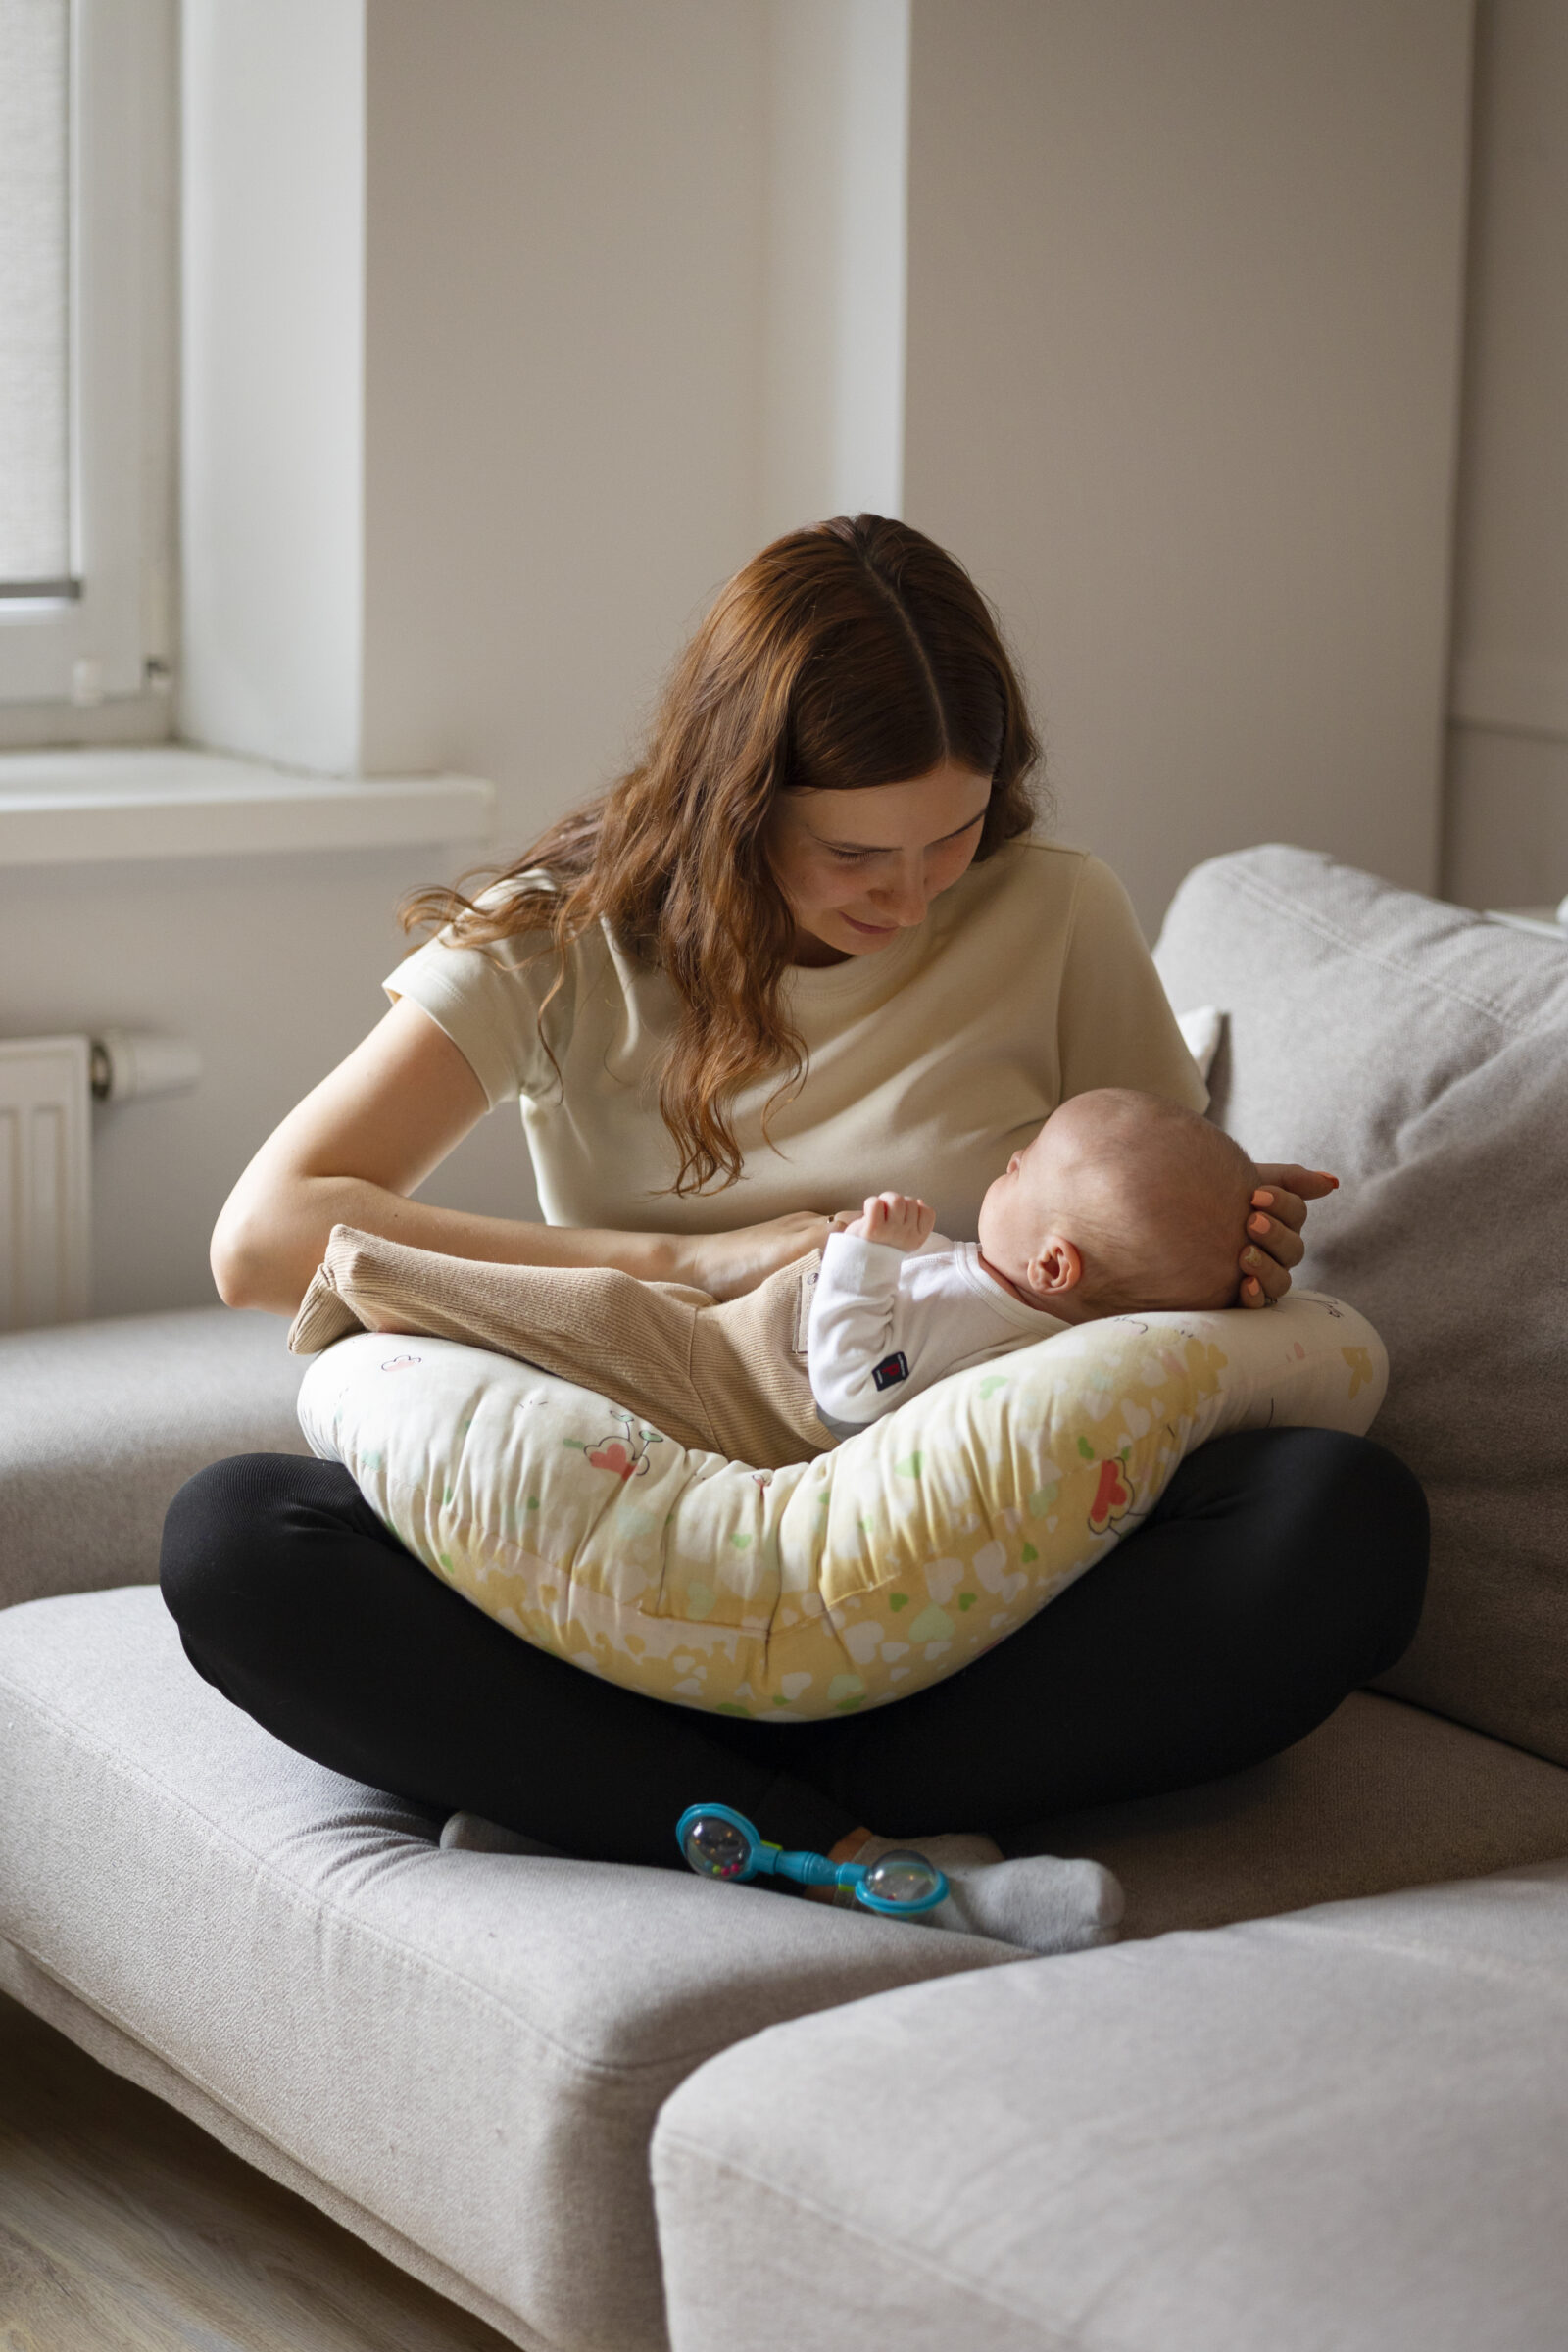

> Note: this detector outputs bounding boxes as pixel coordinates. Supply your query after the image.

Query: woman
[162,516,1427,1886]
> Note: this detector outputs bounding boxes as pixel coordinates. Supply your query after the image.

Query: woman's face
[768,761,995,968]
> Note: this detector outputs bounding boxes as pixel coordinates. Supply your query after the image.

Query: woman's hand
[1238,1164,1339,1307]
[675,1212,844,1301]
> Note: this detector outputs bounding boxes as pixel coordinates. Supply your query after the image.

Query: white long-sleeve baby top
[807,1229,1068,1435]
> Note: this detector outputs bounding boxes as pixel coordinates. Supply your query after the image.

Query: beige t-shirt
[385,840,1206,1239]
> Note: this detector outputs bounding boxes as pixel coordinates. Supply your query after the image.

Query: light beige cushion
[1155,845,1568,1765]
[654,1859,1568,2352]
[298,1291,1385,1721]
[0,1306,309,1611]
[1023,1688,1568,1938]
[0,1586,1016,2352]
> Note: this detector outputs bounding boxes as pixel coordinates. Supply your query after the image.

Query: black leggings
[160,1430,1427,1866]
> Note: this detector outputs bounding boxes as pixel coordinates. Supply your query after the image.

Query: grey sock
[852,1834,1123,1954]
[929,1854,1123,1953]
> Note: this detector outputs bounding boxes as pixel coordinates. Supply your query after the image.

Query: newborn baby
[808,1088,1260,1434]
[293,1086,1261,1473]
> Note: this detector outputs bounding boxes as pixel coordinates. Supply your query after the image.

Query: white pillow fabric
[1176,1003,1226,1080]
[299,1292,1385,1722]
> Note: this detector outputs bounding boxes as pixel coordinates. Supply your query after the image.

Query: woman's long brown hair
[402,514,1042,1195]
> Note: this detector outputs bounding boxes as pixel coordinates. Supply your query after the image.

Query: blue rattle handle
[675,1803,949,1916]
[768,1846,843,1891]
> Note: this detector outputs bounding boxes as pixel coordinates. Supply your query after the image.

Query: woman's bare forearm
[213,1175,686,1318]
[209,1000,698,1316]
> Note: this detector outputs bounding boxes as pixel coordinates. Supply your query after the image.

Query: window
[0,0,71,599]
[0,0,174,714]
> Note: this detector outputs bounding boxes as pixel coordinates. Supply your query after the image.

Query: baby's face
[977,1090,1257,1316]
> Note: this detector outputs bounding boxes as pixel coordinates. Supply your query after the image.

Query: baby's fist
[850,1192,935,1252]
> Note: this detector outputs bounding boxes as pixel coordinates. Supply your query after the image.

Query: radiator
[0,1035,92,1330]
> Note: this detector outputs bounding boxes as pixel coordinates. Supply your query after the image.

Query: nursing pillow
[297,1292,1386,1722]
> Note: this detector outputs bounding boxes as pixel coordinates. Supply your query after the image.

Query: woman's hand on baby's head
[1238,1163,1339,1307]
[849,1192,936,1251]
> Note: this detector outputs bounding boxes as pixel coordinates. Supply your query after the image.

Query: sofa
[2,844,1566,2352]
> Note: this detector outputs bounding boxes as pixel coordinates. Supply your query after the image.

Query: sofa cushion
[653,1858,1568,2352]
[1154,846,1568,1764]
[1020,1688,1568,1938]
[0,1586,1016,2352]
[0,1306,309,1611]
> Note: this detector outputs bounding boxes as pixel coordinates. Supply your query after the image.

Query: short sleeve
[384,926,569,1113]
[1055,856,1208,1112]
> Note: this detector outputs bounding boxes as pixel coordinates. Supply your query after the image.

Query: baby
[293,1086,1260,1473]
[808,1088,1260,1434]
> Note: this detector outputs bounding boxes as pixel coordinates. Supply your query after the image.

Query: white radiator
[0,1035,91,1330]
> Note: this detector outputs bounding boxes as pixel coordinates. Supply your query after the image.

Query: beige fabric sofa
[652,846,1568,2349]
[655,1860,1568,2352]
[0,1326,1011,2352]
[2,846,1565,2350]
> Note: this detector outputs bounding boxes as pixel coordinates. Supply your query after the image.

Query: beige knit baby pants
[288,1226,830,1471]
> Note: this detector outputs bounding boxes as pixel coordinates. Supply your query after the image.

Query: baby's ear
[1027,1237,1084,1298]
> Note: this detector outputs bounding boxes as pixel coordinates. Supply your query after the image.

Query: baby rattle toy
[676,1801,949,1916]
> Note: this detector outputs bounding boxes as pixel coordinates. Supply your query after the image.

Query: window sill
[0,747,495,865]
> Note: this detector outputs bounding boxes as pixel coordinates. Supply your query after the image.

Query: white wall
[180,0,367,775]
[0,0,411,1327]
[39,0,781,1318]
[902,0,1473,933]
[0,843,489,1320]
[0,0,788,1319]
[1443,0,1568,910]
[760,0,908,541]
[359,0,772,845]
[8,0,1491,1316]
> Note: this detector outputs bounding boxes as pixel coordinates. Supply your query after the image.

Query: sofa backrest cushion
[0,1306,310,1610]
[1155,845,1568,1766]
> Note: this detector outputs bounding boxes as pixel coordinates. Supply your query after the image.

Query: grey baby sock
[851,1833,1124,1954]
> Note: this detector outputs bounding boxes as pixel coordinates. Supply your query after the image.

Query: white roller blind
[0,0,72,595]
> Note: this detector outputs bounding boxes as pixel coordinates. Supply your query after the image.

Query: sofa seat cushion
[1021,1687,1568,1938]
[1153,845,1568,1765]
[0,1306,309,1610]
[0,1587,1016,2352]
[653,1859,1568,2352]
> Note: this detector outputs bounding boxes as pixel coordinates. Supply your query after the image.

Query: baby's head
[977,1089,1259,1321]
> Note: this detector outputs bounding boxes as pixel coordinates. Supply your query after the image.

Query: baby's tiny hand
[848,1193,936,1252]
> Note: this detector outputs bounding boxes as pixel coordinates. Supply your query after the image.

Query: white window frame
[0,0,173,708]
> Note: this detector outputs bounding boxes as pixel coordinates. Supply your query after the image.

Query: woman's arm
[212,999,834,1316]
[212,998,704,1315]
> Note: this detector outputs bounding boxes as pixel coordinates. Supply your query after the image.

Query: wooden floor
[0,1988,516,2352]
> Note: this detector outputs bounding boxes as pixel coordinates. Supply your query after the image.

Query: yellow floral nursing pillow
[297,1291,1386,1722]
